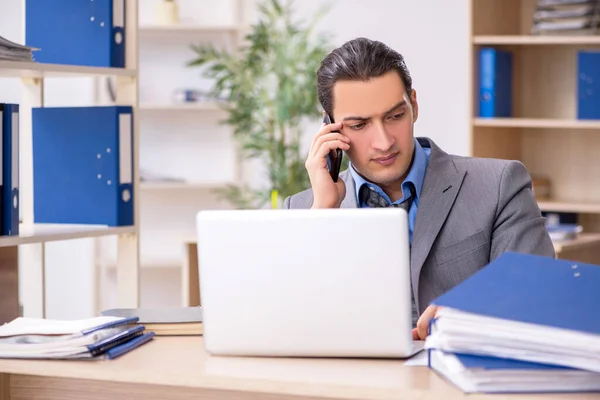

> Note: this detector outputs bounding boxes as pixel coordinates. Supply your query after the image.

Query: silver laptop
[196,207,422,358]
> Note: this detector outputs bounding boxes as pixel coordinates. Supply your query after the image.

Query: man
[283,37,555,340]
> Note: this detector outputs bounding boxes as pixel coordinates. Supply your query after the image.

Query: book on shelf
[424,252,600,393]
[0,316,154,360]
[101,306,203,336]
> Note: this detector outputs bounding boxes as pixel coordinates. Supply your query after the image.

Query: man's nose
[371,121,395,151]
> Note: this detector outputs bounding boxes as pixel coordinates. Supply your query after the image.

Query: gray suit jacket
[283,137,555,316]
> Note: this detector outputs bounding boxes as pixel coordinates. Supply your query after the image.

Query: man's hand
[411,305,438,340]
[305,121,350,209]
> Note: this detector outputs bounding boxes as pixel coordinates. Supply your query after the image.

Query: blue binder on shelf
[0,104,19,236]
[32,106,134,227]
[577,51,600,120]
[25,0,126,68]
[478,47,513,118]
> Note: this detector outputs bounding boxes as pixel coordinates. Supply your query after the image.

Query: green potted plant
[187,0,345,209]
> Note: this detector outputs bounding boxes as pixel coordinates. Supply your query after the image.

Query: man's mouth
[373,153,398,165]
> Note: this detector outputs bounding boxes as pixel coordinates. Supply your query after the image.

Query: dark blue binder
[32,106,134,227]
[87,324,145,356]
[431,252,600,335]
[577,51,600,120]
[101,331,154,360]
[25,0,125,68]
[427,349,600,394]
[0,104,19,236]
[478,47,513,118]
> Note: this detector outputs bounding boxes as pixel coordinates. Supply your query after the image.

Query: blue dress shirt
[349,138,431,243]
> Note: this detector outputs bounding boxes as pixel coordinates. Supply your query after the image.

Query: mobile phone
[323,113,343,182]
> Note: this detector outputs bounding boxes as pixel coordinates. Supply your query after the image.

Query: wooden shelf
[0,60,136,78]
[474,118,600,130]
[473,35,600,46]
[538,201,600,214]
[552,233,600,253]
[139,102,223,112]
[0,224,135,248]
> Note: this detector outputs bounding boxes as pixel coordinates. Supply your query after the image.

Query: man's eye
[389,113,405,120]
[349,123,366,130]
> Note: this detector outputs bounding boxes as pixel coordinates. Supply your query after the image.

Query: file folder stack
[0,315,154,360]
[32,106,134,227]
[424,252,600,394]
[0,104,20,236]
[531,0,600,35]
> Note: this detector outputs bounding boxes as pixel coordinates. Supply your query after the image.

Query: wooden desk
[0,337,598,400]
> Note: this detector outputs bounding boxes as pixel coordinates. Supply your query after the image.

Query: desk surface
[0,337,599,400]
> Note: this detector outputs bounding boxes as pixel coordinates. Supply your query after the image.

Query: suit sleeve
[283,195,291,209]
[490,160,556,260]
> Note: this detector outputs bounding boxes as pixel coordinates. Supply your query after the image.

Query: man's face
[332,70,418,188]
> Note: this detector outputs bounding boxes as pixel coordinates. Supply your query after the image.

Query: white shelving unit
[85,0,251,309]
[0,0,142,320]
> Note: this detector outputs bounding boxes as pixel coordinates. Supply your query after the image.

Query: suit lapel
[411,140,466,310]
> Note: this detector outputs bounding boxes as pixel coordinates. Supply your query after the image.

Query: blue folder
[25,0,126,68]
[431,252,600,335]
[577,51,600,120]
[478,47,513,118]
[0,104,19,236]
[428,349,600,394]
[32,106,134,227]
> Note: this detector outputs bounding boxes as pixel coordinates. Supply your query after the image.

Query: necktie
[358,183,419,328]
[358,184,416,211]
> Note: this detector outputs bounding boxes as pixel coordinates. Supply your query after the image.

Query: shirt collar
[349,138,430,206]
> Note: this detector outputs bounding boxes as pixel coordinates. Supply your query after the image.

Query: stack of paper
[0,34,37,62]
[424,252,600,394]
[0,316,154,360]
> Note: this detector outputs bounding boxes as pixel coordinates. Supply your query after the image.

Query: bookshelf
[0,0,141,322]
[86,1,251,309]
[469,0,600,260]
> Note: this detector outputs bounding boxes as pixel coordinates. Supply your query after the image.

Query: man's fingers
[412,328,419,340]
[309,123,344,157]
[315,140,350,161]
[416,305,438,340]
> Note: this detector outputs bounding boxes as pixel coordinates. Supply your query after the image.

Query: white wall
[1,0,470,317]
[292,0,471,157]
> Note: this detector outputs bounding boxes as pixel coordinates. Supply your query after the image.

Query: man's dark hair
[317,37,413,117]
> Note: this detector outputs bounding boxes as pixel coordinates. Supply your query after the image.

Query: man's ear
[410,89,419,123]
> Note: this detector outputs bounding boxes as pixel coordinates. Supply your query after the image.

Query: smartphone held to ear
[323,114,343,182]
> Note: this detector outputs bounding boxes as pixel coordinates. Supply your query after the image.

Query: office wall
[0,0,470,317]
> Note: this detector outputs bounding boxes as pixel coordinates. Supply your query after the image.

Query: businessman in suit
[283,37,555,340]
